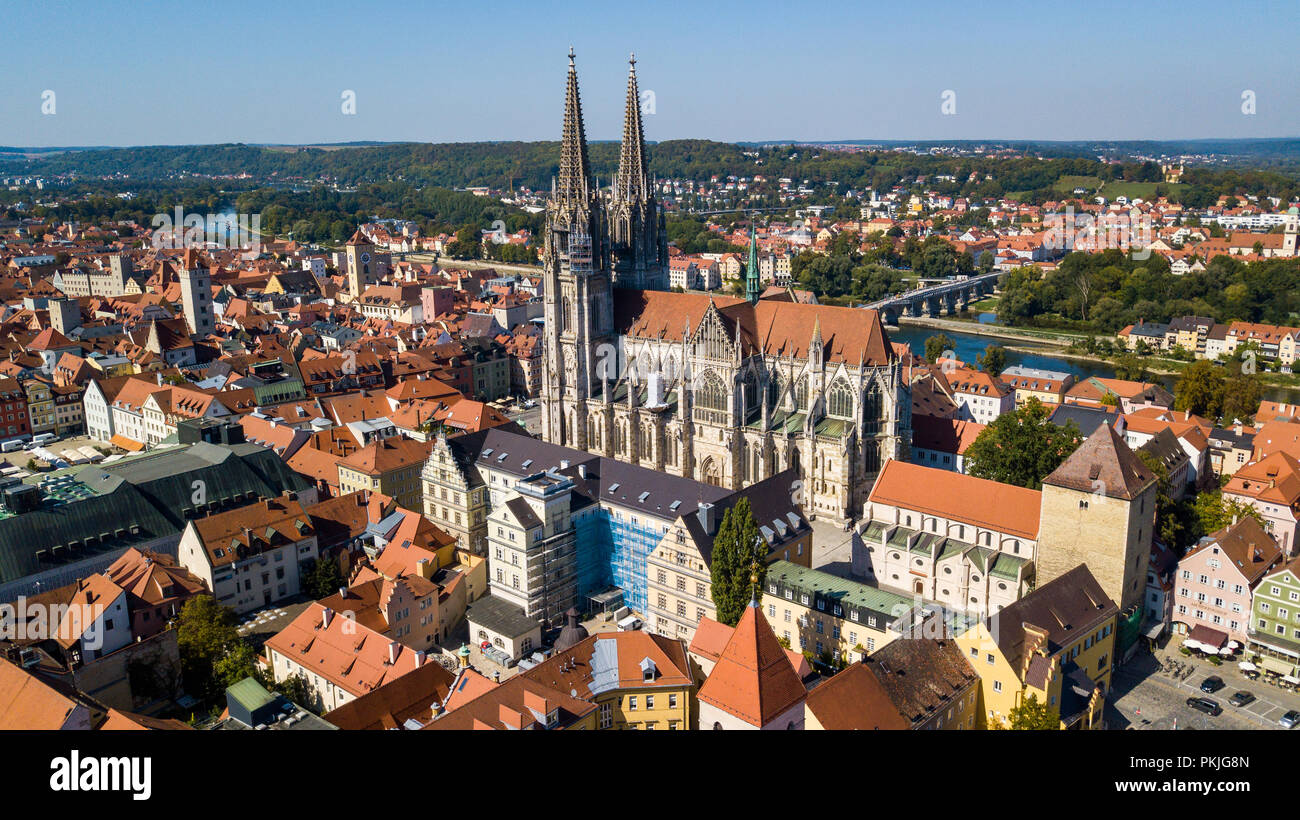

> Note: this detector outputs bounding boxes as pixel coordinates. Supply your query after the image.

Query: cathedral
[540,51,912,524]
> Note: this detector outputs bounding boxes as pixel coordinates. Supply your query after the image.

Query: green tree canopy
[976,344,1007,375]
[965,397,1083,489]
[924,333,956,363]
[709,497,767,627]
[1006,693,1060,730]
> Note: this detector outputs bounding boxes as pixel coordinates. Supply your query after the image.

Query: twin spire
[556,46,591,203]
[616,53,649,204]
[557,49,651,206]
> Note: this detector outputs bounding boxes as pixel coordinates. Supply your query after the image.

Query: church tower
[608,54,668,291]
[541,49,615,448]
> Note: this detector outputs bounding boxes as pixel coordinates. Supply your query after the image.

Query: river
[885,319,1300,404]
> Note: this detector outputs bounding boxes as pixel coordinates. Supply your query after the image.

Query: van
[0,439,24,453]
[617,615,642,632]
[28,433,55,448]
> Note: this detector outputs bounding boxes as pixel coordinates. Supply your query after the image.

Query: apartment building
[1175,516,1282,644]
[177,494,320,615]
[760,560,914,662]
[955,564,1117,729]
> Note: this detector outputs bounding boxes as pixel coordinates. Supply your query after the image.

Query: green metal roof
[226,676,277,712]
[766,560,914,619]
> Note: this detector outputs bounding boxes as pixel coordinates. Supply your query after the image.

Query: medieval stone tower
[1035,423,1158,614]
[179,248,213,336]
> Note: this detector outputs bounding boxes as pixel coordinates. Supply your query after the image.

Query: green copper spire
[745,214,761,304]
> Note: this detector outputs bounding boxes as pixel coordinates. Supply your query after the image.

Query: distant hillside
[1,138,1297,206]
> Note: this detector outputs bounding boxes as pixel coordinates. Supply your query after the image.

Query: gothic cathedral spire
[557,46,591,205]
[609,52,668,291]
[615,53,649,204]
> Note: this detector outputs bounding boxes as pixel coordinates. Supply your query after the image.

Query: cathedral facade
[540,52,911,524]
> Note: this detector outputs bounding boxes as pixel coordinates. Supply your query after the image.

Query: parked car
[1199,676,1225,694]
[1229,691,1256,707]
[1186,697,1222,716]
[1281,710,1300,729]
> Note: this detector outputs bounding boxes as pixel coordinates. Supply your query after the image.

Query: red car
[480,641,492,651]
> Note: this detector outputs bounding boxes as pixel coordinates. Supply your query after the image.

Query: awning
[1285,675,1300,685]
[1143,621,1166,639]
[1260,656,1295,677]
[110,434,145,452]
[1188,624,1229,649]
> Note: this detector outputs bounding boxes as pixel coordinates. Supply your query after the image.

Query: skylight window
[608,483,621,494]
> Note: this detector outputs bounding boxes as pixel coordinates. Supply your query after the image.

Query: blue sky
[2,0,1297,147]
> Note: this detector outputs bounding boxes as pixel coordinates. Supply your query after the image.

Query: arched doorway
[914,580,924,595]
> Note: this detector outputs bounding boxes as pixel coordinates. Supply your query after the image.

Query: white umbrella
[1239,661,1258,671]
[1183,639,1202,651]
[1202,645,1220,655]
[1228,640,1241,649]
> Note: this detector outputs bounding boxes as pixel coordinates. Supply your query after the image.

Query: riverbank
[892,314,1300,393]
[895,315,1085,348]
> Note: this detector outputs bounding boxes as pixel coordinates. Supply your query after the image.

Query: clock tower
[346,230,374,298]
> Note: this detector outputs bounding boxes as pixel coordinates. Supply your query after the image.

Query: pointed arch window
[695,370,727,412]
[827,378,854,419]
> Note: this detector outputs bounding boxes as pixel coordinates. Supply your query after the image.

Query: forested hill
[3,139,1299,204]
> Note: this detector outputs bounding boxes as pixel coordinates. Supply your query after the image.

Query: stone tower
[345,230,374,298]
[541,49,615,448]
[1034,423,1157,613]
[1284,206,1298,258]
[178,248,213,336]
[608,53,668,291]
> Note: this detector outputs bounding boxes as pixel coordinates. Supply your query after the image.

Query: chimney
[415,649,426,665]
[321,607,334,629]
[338,586,347,599]
[388,641,399,665]
[560,459,570,470]
[431,701,443,719]
[577,463,586,479]
[697,502,716,536]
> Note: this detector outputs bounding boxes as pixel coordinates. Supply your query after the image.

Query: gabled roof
[868,459,1041,539]
[697,602,806,727]
[1043,422,1155,500]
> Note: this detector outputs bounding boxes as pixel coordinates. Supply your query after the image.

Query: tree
[176,595,242,701]
[1006,693,1060,730]
[709,497,766,627]
[1193,490,1265,535]
[213,641,260,689]
[303,553,346,600]
[965,397,1083,489]
[924,333,956,363]
[1137,448,1197,551]
[1220,374,1262,424]
[1174,360,1226,419]
[976,344,1007,376]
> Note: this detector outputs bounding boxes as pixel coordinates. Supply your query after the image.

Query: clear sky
[3,0,1297,147]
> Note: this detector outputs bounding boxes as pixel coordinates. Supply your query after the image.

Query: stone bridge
[861,272,1000,323]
